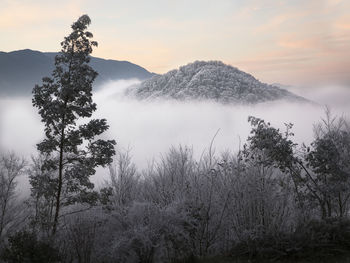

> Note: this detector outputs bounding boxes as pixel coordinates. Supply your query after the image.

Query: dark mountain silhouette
[127,61,308,104]
[0,49,154,96]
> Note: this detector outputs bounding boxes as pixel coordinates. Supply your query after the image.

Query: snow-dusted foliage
[127,61,307,104]
[92,146,297,262]
[0,153,26,240]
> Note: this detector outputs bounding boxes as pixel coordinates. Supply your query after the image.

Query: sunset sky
[1,0,350,87]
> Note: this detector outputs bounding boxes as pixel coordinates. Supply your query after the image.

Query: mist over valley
[1,73,348,173]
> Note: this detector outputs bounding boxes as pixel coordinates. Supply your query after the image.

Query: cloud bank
[0,79,349,185]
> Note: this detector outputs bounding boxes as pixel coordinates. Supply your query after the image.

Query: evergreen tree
[32,15,116,235]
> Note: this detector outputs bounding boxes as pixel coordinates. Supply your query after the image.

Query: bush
[1,230,60,263]
[230,218,350,261]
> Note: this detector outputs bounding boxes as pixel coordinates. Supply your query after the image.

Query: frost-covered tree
[107,149,139,209]
[306,109,350,217]
[244,112,350,219]
[0,153,26,240]
[32,15,116,235]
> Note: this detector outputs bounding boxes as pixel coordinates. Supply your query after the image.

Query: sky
[1,0,350,87]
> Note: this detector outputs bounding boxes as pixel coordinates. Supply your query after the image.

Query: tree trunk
[338,192,343,218]
[52,111,66,235]
[52,142,64,235]
[321,202,326,220]
[328,200,332,218]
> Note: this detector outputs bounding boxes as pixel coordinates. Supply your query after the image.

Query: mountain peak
[9,48,38,53]
[127,60,307,104]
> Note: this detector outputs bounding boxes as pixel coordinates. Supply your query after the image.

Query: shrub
[230,218,350,261]
[1,230,60,263]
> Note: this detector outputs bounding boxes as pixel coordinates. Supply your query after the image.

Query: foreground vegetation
[0,108,350,262]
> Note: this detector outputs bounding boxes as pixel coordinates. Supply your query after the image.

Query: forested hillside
[127,61,308,104]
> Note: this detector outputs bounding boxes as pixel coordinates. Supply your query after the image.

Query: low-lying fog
[0,79,349,187]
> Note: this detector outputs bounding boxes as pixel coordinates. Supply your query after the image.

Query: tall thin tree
[32,15,116,235]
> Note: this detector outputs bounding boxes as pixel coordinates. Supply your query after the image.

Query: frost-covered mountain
[127,61,307,104]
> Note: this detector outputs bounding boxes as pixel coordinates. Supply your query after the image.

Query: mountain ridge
[0,49,154,96]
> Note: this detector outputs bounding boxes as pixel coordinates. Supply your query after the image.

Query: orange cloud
[334,16,350,30]
[278,36,315,49]
[255,11,308,33]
